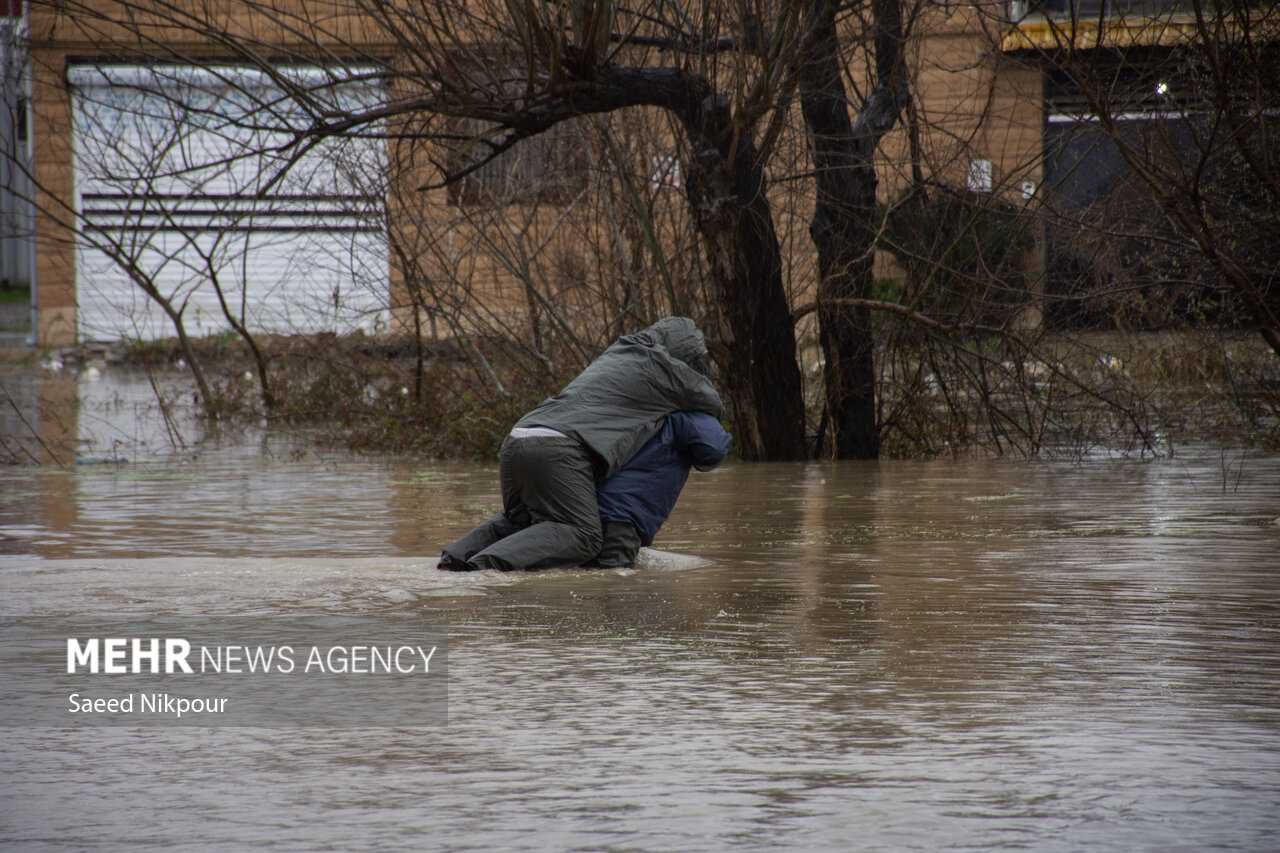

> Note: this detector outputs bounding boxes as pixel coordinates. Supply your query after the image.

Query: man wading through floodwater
[440,317,723,571]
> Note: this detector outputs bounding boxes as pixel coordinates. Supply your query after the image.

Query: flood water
[2,414,1280,849]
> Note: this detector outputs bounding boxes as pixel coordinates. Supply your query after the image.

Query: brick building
[8,0,1227,346]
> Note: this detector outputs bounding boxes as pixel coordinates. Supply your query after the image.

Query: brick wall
[25,1,1049,345]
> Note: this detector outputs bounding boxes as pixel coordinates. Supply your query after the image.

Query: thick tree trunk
[678,98,807,461]
[395,60,812,457]
[1263,327,1280,359]
[795,0,908,458]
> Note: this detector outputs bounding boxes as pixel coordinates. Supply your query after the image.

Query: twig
[0,379,69,468]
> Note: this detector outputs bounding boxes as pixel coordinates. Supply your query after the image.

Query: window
[649,154,682,190]
[1043,48,1205,119]
[967,159,993,193]
[1017,1,1194,17]
[445,117,590,206]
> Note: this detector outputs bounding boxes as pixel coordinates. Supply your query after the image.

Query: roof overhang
[1001,12,1277,53]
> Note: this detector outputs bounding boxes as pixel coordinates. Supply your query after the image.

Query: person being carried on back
[591,410,732,568]
[439,317,722,572]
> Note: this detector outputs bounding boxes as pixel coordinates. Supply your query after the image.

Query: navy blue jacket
[596,411,732,545]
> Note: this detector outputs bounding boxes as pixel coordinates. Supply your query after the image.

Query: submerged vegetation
[5,2,1277,464]
[9,323,1273,467]
[117,332,551,459]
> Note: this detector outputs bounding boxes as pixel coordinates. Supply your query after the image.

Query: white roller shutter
[69,64,390,342]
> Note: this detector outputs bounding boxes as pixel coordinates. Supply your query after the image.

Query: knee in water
[470,554,516,572]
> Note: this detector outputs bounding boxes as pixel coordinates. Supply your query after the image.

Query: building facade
[13,0,1248,346]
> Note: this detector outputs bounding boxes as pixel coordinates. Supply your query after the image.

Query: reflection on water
[2,428,1279,849]
[0,364,202,466]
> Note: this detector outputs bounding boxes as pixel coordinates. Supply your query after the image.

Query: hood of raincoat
[515,317,722,479]
[645,316,707,366]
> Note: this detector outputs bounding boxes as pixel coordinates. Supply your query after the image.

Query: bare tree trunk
[796,0,909,458]
[158,304,215,415]
[110,257,216,414]
[206,269,276,412]
[411,291,426,404]
[678,98,807,461]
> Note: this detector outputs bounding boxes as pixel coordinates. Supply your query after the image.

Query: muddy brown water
[1,428,1279,850]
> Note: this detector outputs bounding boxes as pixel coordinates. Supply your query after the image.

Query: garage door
[69,64,389,342]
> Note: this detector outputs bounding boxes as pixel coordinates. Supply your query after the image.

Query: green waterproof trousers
[442,436,603,571]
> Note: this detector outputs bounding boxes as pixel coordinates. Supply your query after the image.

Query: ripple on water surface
[1,444,1278,850]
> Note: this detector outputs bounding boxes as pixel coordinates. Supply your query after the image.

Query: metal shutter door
[69,64,389,343]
